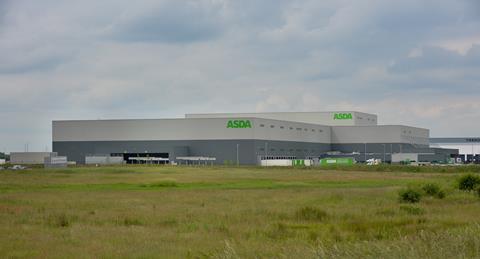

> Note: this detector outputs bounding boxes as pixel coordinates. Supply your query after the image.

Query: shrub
[56,213,70,227]
[48,213,73,228]
[435,190,446,199]
[296,206,328,221]
[476,186,480,198]
[140,180,178,188]
[120,217,143,226]
[458,174,480,191]
[399,188,422,203]
[422,183,440,196]
[421,183,446,199]
[399,205,424,215]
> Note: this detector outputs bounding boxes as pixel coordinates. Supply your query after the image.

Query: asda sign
[333,113,353,120]
[227,120,252,128]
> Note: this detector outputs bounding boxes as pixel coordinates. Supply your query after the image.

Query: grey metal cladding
[52,117,331,144]
[331,125,429,145]
[185,111,378,126]
[53,118,253,142]
[53,140,332,165]
[430,137,480,143]
[10,152,57,164]
[252,118,331,143]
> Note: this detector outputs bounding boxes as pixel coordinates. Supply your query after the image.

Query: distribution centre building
[430,138,480,163]
[52,111,458,165]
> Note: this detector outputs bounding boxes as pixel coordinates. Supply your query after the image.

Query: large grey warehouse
[52,111,458,165]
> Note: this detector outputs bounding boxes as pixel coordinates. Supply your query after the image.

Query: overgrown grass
[0,165,479,258]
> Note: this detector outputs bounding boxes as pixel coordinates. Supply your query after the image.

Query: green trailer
[319,157,355,166]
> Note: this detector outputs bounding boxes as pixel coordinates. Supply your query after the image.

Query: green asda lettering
[333,113,353,120]
[227,120,252,128]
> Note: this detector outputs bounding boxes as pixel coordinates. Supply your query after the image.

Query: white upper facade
[52,111,429,145]
[52,117,331,143]
[186,111,377,126]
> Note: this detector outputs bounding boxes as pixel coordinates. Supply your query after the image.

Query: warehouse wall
[186,111,378,126]
[10,152,57,164]
[53,117,330,144]
[430,138,480,156]
[53,140,331,165]
[331,125,429,145]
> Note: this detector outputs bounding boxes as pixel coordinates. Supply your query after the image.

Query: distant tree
[0,153,9,161]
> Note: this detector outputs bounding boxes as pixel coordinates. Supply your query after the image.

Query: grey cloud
[389,45,480,73]
[0,0,480,151]
[109,1,224,43]
[0,56,67,74]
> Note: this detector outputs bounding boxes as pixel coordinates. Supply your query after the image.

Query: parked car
[9,165,27,170]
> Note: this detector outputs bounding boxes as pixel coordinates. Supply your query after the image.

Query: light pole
[364,143,367,162]
[236,144,239,166]
[264,142,268,166]
[265,142,269,157]
[382,144,386,163]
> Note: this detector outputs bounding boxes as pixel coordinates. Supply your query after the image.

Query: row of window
[259,147,319,152]
[259,124,324,133]
[466,138,480,142]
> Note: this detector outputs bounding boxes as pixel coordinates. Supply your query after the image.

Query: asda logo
[227,120,252,128]
[333,113,353,120]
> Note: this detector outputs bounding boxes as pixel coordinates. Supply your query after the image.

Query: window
[280,126,285,129]
[319,129,323,133]
[290,127,293,130]
[270,125,275,128]
[467,138,480,142]
[296,128,302,131]
[311,129,315,132]
[304,128,308,131]
[260,124,265,127]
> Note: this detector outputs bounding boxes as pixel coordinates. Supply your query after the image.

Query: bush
[399,205,424,215]
[399,188,422,203]
[458,174,480,191]
[421,183,446,199]
[139,180,178,188]
[436,190,446,199]
[119,217,143,226]
[48,213,74,228]
[476,186,480,198]
[422,183,440,196]
[296,206,328,221]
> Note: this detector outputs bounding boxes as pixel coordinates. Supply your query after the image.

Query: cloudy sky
[0,0,479,152]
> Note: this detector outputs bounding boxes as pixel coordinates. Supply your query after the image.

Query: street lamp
[364,143,367,162]
[382,144,386,163]
[236,144,239,166]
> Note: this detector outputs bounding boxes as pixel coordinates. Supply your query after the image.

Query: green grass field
[0,165,479,258]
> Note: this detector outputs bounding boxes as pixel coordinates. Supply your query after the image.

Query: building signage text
[227,120,252,128]
[333,113,353,120]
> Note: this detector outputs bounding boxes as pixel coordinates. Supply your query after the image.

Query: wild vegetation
[0,165,479,258]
